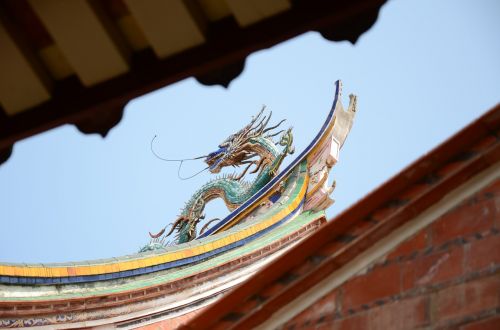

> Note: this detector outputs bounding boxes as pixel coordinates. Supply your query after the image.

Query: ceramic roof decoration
[0,80,357,329]
[182,104,500,330]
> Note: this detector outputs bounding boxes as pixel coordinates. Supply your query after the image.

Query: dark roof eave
[0,0,388,165]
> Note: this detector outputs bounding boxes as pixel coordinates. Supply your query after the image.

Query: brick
[387,229,429,260]
[368,296,429,330]
[431,189,498,245]
[460,315,500,330]
[434,275,500,323]
[287,289,339,326]
[462,276,499,310]
[465,234,500,272]
[434,285,463,322]
[402,246,464,290]
[331,312,369,330]
[342,263,401,309]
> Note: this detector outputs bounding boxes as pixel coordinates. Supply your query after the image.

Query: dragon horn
[248,106,265,127]
[260,110,272,131]
[249,117,265,135]
[247,111,271,139]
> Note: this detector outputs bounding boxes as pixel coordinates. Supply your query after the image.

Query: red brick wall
[283,180,500,329]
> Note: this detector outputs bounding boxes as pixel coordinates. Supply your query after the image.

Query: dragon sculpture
[141,108,294,251]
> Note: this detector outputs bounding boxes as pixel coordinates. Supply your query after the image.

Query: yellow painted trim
[0,173,309,278]
[306,172,329,199]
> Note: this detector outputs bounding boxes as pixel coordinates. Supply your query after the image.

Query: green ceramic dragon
[142,108,294,250]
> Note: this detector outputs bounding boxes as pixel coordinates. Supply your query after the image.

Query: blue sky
[1,0,499,263]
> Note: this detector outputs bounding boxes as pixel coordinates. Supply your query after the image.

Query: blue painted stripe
[0,197,305,285]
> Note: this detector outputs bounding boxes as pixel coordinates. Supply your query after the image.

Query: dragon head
[205,107,285,175]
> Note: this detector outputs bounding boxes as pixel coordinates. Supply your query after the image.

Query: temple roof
[0,0,387,165]
[182,103,500,329]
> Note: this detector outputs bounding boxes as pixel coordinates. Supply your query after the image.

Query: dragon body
[142,108,294,250]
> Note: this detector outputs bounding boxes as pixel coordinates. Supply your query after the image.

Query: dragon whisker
[259,111,272,134]
[248,106,265,127]
[262,118,286,134]
[265,129,285,138]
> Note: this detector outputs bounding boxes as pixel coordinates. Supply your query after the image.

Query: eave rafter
[0,0,387,165]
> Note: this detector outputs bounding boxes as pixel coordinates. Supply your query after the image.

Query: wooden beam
[0,20,51,115]
[226,0,291,27]
[198,0,232,22]
[0,0,387,157]
[124,0,206,58]
[29,0,129,86]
